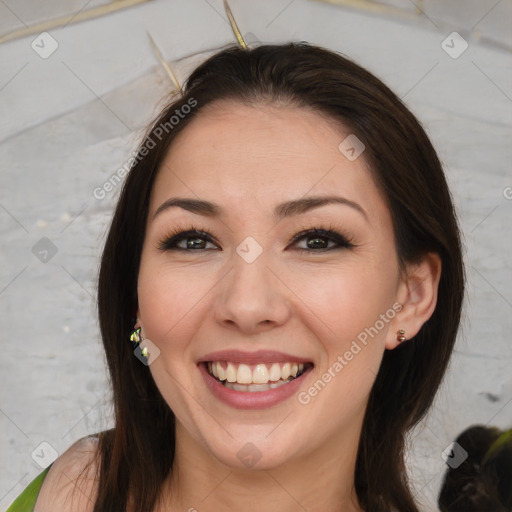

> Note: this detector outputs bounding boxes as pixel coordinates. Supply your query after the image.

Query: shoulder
[35,435,100,512]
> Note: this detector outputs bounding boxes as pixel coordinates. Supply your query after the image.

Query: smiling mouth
[204,361,314,392]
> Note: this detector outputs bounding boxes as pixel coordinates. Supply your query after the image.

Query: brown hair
[94,42,465,511]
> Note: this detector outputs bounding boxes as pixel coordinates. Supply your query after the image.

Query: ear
[134,307,141,329]
[385,252,442,350]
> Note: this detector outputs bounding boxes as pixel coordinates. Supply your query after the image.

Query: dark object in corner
[438,424,512,511]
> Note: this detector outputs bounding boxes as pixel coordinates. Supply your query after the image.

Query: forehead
[150,101,388,224]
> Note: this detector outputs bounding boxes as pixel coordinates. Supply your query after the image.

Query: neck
[157,420,364,512]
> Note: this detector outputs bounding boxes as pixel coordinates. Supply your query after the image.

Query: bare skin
[36,101,441,512]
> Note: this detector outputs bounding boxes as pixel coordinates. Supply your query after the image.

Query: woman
[9,42,464,511]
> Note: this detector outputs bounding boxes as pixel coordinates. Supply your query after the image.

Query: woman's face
[137,101,404,471]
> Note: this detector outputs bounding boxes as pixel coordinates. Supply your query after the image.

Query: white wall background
[1,1,511,510]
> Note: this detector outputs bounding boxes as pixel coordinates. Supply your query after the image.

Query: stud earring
[130,327,148,360]
[396,329,407,343]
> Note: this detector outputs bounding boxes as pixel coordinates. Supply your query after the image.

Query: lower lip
[198,363,313,410]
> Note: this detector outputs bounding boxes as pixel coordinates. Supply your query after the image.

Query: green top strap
[6,464,53,512]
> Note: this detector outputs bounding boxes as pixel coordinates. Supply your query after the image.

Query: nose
[214,248,291,334]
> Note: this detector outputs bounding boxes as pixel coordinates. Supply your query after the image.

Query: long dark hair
[94,42,465,511]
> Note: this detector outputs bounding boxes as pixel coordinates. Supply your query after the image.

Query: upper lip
[197,350,313,365]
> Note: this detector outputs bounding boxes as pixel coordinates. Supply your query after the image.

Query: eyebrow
[153,195,369,222]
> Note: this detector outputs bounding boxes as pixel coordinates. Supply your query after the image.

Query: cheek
[290,260,397,348]
[136,257,213,349]
[292,265,396,429]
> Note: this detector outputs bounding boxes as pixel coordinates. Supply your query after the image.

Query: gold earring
[130,327,148,360]
[130,326,141,345]
[396,329,406,343]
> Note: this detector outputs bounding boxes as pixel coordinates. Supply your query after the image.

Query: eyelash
[157,223,356,253]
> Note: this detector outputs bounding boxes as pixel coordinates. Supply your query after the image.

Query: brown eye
[158,230,218,251]
[290,228,355,252]
[305,235,331,249]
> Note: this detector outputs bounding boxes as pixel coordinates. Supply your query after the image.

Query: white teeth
[209,360,309,385]
[224,378,293,392]
[226,362,237,383]
[253,364,269,384]
[237,364,253,384]
[269,363,281,382]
